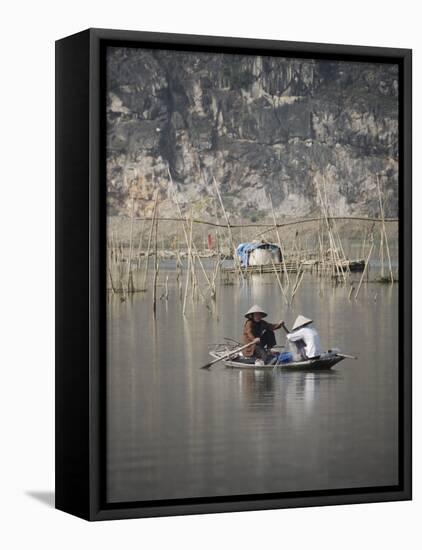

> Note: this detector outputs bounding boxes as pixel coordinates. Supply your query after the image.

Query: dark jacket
[242,319,282,357]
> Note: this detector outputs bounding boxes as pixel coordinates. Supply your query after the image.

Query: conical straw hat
[245,304,268,319]
[291,315,313,331]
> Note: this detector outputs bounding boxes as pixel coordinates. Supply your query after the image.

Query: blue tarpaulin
[236,242,280,267]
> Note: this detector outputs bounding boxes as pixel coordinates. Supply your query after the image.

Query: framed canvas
[55,28,412,520]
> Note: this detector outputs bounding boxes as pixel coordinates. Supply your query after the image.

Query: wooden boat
[301,259,366,273]
[209,348,346,370]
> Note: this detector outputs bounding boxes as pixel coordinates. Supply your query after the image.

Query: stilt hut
[236,241,282,267]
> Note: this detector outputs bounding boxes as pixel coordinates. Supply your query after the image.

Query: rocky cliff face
[106,47,398,220]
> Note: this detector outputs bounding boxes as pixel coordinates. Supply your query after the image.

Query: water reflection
[234,369,339,414]
[107,273,399,502]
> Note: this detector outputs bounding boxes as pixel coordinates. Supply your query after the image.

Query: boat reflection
[234,368,340,413]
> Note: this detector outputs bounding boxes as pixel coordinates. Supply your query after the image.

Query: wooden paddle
[200,338,260,370]
[281,323,290,334]
[335,352,357,360]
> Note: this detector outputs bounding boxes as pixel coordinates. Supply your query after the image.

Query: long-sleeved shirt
[286,326,322,359]
[242,319,283,357]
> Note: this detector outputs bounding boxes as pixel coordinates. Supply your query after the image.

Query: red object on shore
[208,233,213,249]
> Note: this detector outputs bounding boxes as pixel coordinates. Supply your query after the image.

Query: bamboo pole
[322,175,348,268]
[126,195,136,293]
[176,251,183,300]
[318,224,325,274]
[108,267,117,294]
[110,232,116,264]
[380,226,385,279]
[136,218,146,269]
[141,190,159,291]
[129,215,398,230]
[331,217,350,278]
[271,259,289,305]
[107,242,117,294]
[316,177,345,282]
[114,232,119,264]
[152,210,159,314]
[376,174,394,283]
[160,275,169,301]
[191,254,197,298]
[269,194,290,287]
[167,168,204,293]
[172,197,210,295]
[355,239,374,299]
[327,217,348,281]
[290,271,305,303]
[213,196,221,257]
[210,256,224,299]
[321,175,344,279]
[290,264,303,299]
[315,178,335,276]
[360,229,367,261]
[212,175,244,280]
[183,215,194,315]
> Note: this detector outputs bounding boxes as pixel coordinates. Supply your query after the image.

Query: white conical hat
[292,315,313,330]
[245,304,268,319]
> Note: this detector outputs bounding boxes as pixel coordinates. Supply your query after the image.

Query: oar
[281,323,290,334]
[335,352,357,360]
[201,338,260,370]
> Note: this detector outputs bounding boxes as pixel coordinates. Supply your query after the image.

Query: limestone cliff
[106,47,398,221]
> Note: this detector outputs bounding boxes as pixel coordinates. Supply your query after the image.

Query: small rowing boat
[208,347,347,371]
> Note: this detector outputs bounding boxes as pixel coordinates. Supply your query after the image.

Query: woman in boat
[286,315,322,359]
[242,305,285,363]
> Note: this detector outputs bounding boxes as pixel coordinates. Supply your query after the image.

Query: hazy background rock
[106,47,398,221]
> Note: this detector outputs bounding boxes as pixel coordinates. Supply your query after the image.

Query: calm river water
[106,272,398,503]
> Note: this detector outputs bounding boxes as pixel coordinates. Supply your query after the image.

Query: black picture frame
[55,28,412,521]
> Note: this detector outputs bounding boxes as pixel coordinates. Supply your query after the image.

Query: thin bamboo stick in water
[183,215,194,315]
[136,218,146,269]
[212,175,244,280]
[126,196,136,293]
[152,211,159,314]
[376,174,394,283]
[141,190,159,291]
[290,271,305,303]
[355,239,374,299]
[270,194,290,288]
[271,258,289,305]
